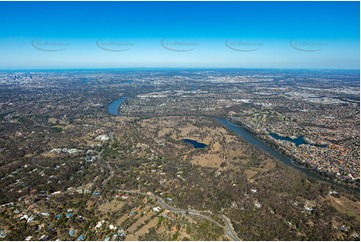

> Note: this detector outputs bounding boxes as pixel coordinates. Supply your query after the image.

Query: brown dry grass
[98,200,125,213]
[127,209,154,233]
[138,116,252,170]
[125,216,158,240]
[191,154,223,168]
[244,159,276,182]
[328,195,360,218]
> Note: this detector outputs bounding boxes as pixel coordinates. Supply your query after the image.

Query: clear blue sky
[0,1,359,69]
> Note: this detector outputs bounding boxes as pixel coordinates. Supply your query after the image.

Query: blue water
[183,139,207,148]
[215,117,321,179]
[269,133,327,148]
[106,98,357,192]
[108,97,127,115]
[215,117,360,192]
[269,133,306,147]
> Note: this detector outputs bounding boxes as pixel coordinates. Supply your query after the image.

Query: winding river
[107,97,127,116]
[108,97,359,193]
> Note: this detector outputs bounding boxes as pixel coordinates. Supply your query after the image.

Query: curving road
[95,127,240,240]
[116,189,240,241]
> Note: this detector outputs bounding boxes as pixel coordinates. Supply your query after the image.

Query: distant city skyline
[0,1,359,69]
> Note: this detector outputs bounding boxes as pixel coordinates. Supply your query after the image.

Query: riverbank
[226,116,359,192]
[107,97,359,193]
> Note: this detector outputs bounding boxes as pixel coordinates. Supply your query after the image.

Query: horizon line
[0,67,360,72]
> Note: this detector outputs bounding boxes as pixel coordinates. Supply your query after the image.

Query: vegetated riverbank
[107,97,359,193]
[226,116,359,192]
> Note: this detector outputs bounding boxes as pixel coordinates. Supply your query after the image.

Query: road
[116,190,240,241]
[98,134,240,240]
